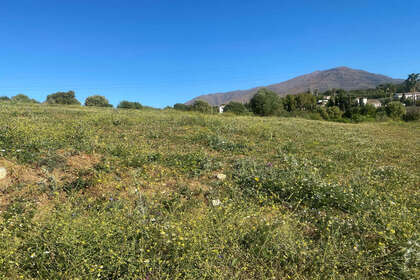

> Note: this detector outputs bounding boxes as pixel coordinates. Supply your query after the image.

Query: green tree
[386,101,406,120]
[191,100,212,113]
[85,95,112,107]
[249,88,283,116]
[295,93,316,111]
[405,73,419,93]
[0,96,10,102]
[283,95,297,112]
[45,91,80,105]
[117,101,143,109]
[173,103,190,111]
[326,106,343,119]
[10,94,38,104]
[223,102,249,115]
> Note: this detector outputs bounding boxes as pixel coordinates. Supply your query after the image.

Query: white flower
[212,199,221,206]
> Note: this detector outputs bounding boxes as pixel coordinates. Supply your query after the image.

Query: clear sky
[1,0,419,107]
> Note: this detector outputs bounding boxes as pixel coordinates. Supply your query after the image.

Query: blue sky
[1,0,419,107]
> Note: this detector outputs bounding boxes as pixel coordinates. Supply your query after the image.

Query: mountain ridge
[186,67,404,105]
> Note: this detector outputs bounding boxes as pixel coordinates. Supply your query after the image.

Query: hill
[0,104,418,279]
[187,67,403,105]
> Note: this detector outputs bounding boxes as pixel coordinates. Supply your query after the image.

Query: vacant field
[0,103,419,279]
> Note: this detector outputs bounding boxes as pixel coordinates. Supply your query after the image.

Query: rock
[212,199,221,206]
[216,173,226,181]
[0,167,6,180]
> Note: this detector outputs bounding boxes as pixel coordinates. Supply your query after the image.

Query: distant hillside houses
[394,92,420,100]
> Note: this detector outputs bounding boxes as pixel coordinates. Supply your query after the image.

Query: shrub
[10,94,38,104]
[386,101,406,120]
[85,95,112,107]
[326,106,343,119]
[404,107,420,121]
[190,100,212,113]
[360,104,377,116]
[173,103,190,111]
[117,101,143,109]
[45,91,80,105]
[249,88,284,116]
[223,102,249,115]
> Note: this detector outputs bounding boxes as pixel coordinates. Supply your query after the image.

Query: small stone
[212,199,221,206]
[216,174,226,181]
[0,167,6,180]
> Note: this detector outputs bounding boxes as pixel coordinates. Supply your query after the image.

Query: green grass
[0,103,419,279]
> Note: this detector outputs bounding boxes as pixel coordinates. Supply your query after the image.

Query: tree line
[0,91,144,110]
[174,73,420,122]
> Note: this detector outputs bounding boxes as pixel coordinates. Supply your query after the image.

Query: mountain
[186,67,404,106]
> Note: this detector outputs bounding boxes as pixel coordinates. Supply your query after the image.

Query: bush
[249,88,284,116]
[326,106,343,119]
[360,104,377,116]
[190,100,212,113]
[45,91,80,105]
[404,107,420,121]
[223,102,249,115]
[386,101,406,120]
[85,95,112,107]
[10,94,38,104]
[173,103,190,111]
[117,101,143,109]
[0,96,10,102]
[316,106,329,120]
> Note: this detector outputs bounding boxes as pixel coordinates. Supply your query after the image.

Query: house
[317,96,331,106]
[218,104,226,113]
[366,99,382,108]
[394,92,420,100]
[354,97,368,106]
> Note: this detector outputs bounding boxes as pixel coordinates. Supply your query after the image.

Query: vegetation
[85,95,113,107]
[117,101,143,109]
[249,88,284,116]
[45,90,81,105]
[223,102,249,115]
[9,94,39,104]
[0,103,418,279]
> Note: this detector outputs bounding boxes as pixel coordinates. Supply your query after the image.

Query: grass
[0,103,419,279]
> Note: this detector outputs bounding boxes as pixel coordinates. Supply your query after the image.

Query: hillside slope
[187,67,403,105]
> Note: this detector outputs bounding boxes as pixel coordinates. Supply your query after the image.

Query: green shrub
[45,91,80,105]
[249,88,284,116]
[10,94,38,104]
[190,100,212,113]
[386,101,406,120]
[404,107,420,121]
[117,101,143,109]
[223,102,249,115]
[85,95,112,107]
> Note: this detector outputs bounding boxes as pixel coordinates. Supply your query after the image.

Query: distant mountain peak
[186,67,403,106]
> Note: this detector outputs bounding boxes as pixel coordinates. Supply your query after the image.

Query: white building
[218,104,226,113]
[394,92,420,100]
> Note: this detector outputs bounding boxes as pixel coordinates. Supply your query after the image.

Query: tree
[249,88,283,116]
[117,101,143,109]
[283,95,297,112]
[45,90,80,105]
[405,73,419,93]
[173,103,190,111]
[85,95,112,107]
[191,100,211,113]
[0,96,10,102]
[223,102,249,115]
[386,101,406,120]
[295,93,316,111]
[326,106,343,119]
[10,94,38,104]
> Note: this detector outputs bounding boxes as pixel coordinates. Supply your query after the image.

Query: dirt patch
[66,153,100,170]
